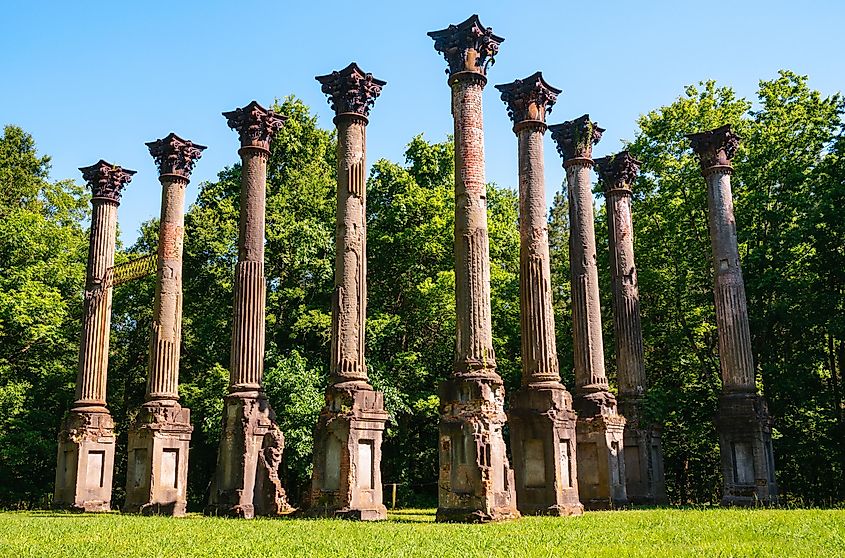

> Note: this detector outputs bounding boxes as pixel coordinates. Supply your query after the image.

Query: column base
[618,398,668,505]
[206,392,294,518]
[574,391,628,510]
[717,392,778,507]
[436,377,520,523]
[53,409,116,512]
[508,385,583,516]
[124,403,193,516]
[307,385,389,521]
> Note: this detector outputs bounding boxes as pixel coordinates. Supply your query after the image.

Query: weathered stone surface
[596,151,667,505]
[430,16,518,523]
[550,116,628,509]
[308,65,388,520]
[125,134,204,516]
[208,102,292,518]
[54,161,134,512]
[688,125,777,506]
[496,72,581,516]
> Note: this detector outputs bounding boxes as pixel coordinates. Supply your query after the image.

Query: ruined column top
[146,133,206,181]
[687,124,740,176]
[549,114,604,164]
[428,14,504,83]
[79,160,136,204]
[595,151,641,194]
[316,62,385,124]
[222,101,286,153]
[495,71,561,132]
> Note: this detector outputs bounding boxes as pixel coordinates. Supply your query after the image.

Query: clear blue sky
[2,1,842,243]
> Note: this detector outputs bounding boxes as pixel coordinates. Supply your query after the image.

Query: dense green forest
[0,70,842,509]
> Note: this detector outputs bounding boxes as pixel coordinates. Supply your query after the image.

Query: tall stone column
[550,115,628,509]
[595,151,667,505]
[428,14,518,523]
[54,160,135,511]
[207,101,293,518]
[124,134,204,515]
[307,63,389,521]
[495,72,582,516]
[687,125,777,506]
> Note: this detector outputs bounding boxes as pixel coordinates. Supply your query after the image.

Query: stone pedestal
[437,378,518,522]
[207,393,290,517]
[125,404,192,515]
[125,133,204,515]
[550,116,628,509]
[508,387,581,515]
[688,125,777,506]
[618,398,667,505]
[495,72,582,516]
[54,161,134,512]
[54,411,116,512]
[207,102,292,518]
[309,387,388,519]
[717,393,777,505]
[429,16,518,522]
[596,151,667,505]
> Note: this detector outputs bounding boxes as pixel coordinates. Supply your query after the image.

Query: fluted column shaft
[706,167,755,393]
[516,122,559,386]
[146,176,187,402]
[453,73,498,379]
[230,147,268,393]
[566,159,608,393]
[74,199,118,409]
[330,115,369,387]
[606,187,646,398]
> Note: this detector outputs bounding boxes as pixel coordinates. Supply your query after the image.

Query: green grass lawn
[0,508,843,558]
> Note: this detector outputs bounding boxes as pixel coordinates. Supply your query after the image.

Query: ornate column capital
[687,124,739,176]
[596,151,641,194]
[495,71,560,130]
[428,14,504,82]
[549,114,604,163]
[79,160,136,204]
[316,62,385,124]
[146,133,206,181]
[222,101,286,153]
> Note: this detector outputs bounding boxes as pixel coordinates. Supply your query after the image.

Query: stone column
[495,72,581,516]
[687,125,777,506]
[307,63,389,521]
[124,134,204,515]
[207,101,293,518]
[54,160,135,511]
[428,15,518,523]
[595,151,667,505]
[550,115,627,509]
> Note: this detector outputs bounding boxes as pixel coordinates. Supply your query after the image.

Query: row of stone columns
[53,13,776,518]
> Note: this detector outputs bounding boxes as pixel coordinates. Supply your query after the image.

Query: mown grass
[0,508,843,557]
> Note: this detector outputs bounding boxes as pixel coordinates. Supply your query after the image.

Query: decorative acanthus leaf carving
[687,124,740,170]
[495,71,561,124]
[316,63,385,118]
[595,151,641,190]
[223,101,286,151]
[146,133,206,178]
[428,14,504,77]
[79,160,136,202]
[549,114,604,161]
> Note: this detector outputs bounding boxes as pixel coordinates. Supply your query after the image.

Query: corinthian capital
[222,101,286,151]
[495,71,561,126]
[316,62,386,119]
[595,151,641,191]
[549,114,604,161]
[79,160,136,203]
[687,124,740,172]
[146,133,206,180]
[428,14,504,78]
